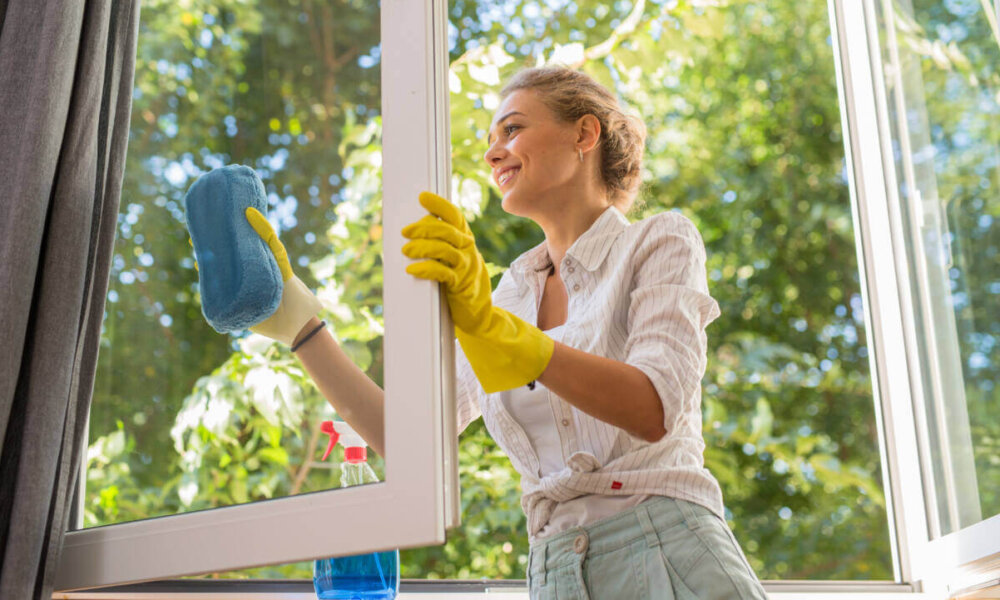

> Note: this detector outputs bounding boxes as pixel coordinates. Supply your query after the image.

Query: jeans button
[573,533,588,554]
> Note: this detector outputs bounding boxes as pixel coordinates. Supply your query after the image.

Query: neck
[535,181,611,274]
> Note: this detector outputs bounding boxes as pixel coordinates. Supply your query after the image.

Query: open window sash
[829,0,1000,596]
[54,0,459,591]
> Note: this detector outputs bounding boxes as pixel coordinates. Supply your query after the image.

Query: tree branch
[289,413,324,495]
[572,0,647,67]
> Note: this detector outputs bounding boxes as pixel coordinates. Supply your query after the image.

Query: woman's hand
[400,191,494,334]
[401,191,554,393]
[244,207,322,345]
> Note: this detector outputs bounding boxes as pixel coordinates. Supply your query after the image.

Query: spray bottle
[313,420,399,600]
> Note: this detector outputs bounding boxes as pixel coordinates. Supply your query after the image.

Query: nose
[484,138,505,166]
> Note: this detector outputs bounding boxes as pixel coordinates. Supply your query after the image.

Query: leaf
[748,397,774,443]
[257,446,289,466]
[231,476,248,504]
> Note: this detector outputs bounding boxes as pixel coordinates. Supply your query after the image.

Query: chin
[500,188,538,218]
[499,190,525,217]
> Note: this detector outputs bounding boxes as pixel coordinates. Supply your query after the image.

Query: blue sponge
[183,165,283,333]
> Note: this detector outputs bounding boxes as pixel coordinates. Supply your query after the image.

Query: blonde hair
[500,66,647,215]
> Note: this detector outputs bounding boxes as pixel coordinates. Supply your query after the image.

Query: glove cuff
[249,275,322,345]
[456,310,555,393]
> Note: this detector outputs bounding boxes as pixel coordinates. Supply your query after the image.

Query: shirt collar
[509,205,630,275]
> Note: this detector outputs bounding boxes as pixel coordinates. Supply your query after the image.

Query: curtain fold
[0,1,140,597]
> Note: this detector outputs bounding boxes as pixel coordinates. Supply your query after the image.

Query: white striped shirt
[454,205,724,539]
[503,323,653,541]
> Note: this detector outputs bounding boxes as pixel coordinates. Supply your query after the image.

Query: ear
[574,114,601,154]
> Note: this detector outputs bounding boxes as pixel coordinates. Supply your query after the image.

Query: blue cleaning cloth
[183,165,283,333]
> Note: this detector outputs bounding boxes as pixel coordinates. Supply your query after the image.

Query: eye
[503,123,521,136]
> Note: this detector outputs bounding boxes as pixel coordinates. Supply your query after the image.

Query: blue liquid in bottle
[313,549,399,600]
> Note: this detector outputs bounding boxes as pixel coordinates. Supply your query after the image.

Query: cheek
[536,146,572,176]
[513,136,559,170]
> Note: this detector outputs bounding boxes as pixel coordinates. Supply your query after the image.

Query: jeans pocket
[583,543,663,600]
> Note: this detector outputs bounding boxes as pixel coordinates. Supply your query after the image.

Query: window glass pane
[401,0,892,580]
[875,0,1000,536]
[86,0,384,548]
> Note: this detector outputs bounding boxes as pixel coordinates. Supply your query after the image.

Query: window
[876,0,999,539]
[87,0,389,529]
[872,0,1000,593]
[56,0,1000,596]
[56,0,457,591]
[831,0,1000,594]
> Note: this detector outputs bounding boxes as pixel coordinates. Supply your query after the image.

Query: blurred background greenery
[86,0,994,582]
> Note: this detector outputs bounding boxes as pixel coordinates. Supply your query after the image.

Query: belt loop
[675,497,702,530]
[636,504,659,548]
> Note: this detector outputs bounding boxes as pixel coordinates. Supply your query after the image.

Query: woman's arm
[235,210,386,455]
[537,343,666,443]
[292,316,386,458]
[538,214,720,445]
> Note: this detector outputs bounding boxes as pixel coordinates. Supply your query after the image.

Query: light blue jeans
[526,496,768,599]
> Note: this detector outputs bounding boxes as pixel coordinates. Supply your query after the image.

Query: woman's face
[484,89,581,217]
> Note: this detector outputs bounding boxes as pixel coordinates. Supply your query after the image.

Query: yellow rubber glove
[401,191,554,393]
[244,207,322,346]
[188,238,199,271]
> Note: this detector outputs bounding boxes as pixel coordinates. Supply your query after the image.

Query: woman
[243,66,768,599]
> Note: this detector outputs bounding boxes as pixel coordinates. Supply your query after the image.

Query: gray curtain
[0,0,140,597]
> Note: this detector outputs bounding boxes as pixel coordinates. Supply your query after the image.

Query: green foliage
[402,420,530,579]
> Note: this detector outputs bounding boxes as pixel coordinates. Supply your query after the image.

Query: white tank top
[502,324,650,540]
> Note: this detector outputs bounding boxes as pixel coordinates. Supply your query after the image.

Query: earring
[578,149,584,162]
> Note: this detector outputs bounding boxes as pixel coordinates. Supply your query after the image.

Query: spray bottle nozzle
[320,420,340,461]
[319,420,368,462]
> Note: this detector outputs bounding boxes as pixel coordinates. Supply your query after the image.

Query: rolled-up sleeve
[623,213,721,435]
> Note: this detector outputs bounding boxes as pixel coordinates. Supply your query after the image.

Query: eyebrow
[487,111,526,145]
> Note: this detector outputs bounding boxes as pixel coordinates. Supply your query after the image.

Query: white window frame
[54,0,459,592]
[829,0,1000,596]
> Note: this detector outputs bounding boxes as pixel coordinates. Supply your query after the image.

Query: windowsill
[53,579,928,599]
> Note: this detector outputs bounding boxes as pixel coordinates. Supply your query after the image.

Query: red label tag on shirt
[611,481,623,490]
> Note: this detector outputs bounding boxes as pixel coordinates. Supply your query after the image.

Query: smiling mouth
[497,168,520,187]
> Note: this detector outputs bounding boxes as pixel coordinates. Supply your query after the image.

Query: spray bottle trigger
[320,420,340,461]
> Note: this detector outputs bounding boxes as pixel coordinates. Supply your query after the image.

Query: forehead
[488,90,550,132]
[487,90,553,140]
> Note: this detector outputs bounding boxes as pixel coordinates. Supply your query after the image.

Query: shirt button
[573,284,580,291]
[567,266,575,273]
[562,419,570,426]
[573,533,589,554]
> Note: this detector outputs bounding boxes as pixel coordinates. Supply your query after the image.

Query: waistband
[526,496,714,585]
